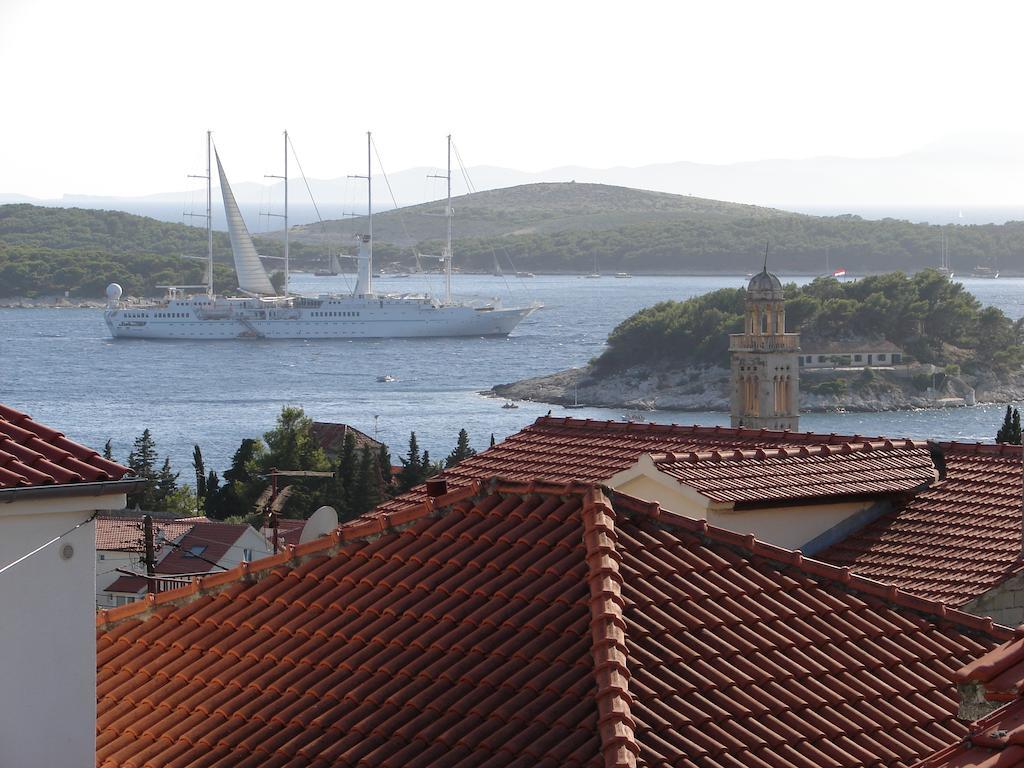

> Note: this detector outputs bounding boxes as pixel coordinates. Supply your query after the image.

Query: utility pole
[143,514,156,595]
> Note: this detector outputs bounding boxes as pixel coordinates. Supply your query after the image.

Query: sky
[3,0,1024,199]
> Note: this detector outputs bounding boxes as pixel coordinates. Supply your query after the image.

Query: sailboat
[104,132,537,340]
[314,252,342,276]
[585,253,601,278]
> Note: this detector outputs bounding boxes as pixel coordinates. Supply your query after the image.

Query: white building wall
[0,491,125,768]
[95,549,141,607]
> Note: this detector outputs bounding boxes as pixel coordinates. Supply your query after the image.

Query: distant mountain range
[5,144,1024,229]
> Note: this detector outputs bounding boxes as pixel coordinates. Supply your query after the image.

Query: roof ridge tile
[581,489,638,768]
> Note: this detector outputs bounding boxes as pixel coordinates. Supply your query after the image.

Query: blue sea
[3,273,1023,478]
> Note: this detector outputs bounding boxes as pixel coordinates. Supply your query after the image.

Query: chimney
[425,478,448,498]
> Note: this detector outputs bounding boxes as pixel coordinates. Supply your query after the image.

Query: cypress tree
[193,445,207,501]
[103,439,113,461]
[997,406,1023,444]
[204,470,221,517]
[351,446,381,517]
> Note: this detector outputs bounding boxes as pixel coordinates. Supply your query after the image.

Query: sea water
[2,273,1022,477]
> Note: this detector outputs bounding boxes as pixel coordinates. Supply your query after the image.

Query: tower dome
[746,269,784,301]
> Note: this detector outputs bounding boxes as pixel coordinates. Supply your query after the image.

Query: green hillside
[5,182,1024,297]
[0,204,316,298]
[291,182,1024,276]
[289,182,799,246]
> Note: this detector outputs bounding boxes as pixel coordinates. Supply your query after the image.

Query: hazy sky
[3,0,1024,198]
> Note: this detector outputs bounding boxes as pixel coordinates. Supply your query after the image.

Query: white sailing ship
[104,132,536,340]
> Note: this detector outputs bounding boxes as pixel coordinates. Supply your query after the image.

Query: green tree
[260,406,331,517]
[349,446,381,518]
[192,445,207,501]
[445,429,476,468]
[490,433,496,448]
[127,428,159,509]
[397,432,424,492]
[155,458,179,509]
[997,406,1022,445]
[102,439,113,461]
[204,470,221,517]
[213,438,264,520]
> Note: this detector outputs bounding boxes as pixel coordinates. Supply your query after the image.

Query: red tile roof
[0,403,130,489]
[96,478,1011,768]
[378,418,1021,609]
[911,632,1024,767]
[821,442,1024,606]
[105,522,252,594]
[912,698,1024,768]
[376,415,913,515]
[650,441,935,504]
[95,517,194,552]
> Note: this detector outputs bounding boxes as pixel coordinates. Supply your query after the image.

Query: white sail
[215,151,277,296]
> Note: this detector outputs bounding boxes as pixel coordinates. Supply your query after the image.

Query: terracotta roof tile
[97,478,1013,767]
[95,516,194,551]
[0,403,130,489]
[651,443,936,504]
[372,416,905,516]
[821,443,1024,605]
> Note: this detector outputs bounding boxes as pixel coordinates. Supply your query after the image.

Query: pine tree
[445,428,477,468]
[397,432,423,492]
[490,433,496,448]
[102,439,113,461]
[1014,409,1022,445]
[421,450,440,480]
[127,429,159,509]
[155,458,179,509]
[193,445,207,501]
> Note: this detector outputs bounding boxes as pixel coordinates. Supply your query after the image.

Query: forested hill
[291,182,1024,276]
[6,182,1024,297]
[0,204,310,298]
[596,271,1023,376]
[289,182,798,245]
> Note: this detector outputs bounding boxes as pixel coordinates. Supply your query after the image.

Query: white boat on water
[105,132,537,340]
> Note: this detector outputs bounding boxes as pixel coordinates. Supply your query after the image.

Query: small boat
[376,374,397,383]
[614,272,632,279]
[564,383,586,409]
[314,253,342,276]
[515,271,535,278]
[501,401,519,409]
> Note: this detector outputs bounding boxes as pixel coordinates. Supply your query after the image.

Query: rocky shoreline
[491,364,1024,413]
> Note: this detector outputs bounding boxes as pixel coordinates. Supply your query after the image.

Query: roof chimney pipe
[425,478,448,499]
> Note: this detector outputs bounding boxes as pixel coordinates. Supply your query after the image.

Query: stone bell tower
[730,259,800,431]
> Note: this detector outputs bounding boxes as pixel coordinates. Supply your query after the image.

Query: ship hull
[105,295,534,340]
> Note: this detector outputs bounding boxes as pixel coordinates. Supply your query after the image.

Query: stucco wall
[614,474,872,551]
[0,491,124,768]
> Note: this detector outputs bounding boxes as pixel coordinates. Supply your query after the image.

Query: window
[98,553,105,560]
[878,354,886,361]
[854,355,862,362]
[243,548,253,562]
[184,545,207,558]
[817,355,825,363]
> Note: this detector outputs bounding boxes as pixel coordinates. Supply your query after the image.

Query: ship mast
[187,131,214,296]
[428,135,454,303]
[264,130,290,296]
